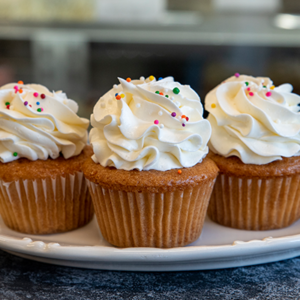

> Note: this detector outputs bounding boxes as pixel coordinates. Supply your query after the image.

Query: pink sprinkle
[154,120,159,125]
[249,92,254,97]
[266,91,272,97]
[14,85,18,90]
[33,92,39,97]
[235,73,240,78]
[41,108,44,112]
[246,87,251,91]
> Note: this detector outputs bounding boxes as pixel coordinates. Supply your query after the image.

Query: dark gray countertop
[0,250,299,299]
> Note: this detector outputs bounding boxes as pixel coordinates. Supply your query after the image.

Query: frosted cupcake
[83,76,218,248]
[205,74,300,230]
[0,81,93,234]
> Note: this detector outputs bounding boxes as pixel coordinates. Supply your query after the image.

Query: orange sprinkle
[181,115,186,119]
[18,80,23,84]
[211,103,216,108]
[116,95,121,100]
[18,89,23,93]
[270,85,275,90]
[126,78,131,82]
[159,92,164,95]
[178,170,182,174]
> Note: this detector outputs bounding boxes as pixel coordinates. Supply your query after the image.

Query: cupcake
[83,76,218,248]
[205,74,300,230]
[0,82,93,234]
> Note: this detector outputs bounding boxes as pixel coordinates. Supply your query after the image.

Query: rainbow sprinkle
[173,87,180,95]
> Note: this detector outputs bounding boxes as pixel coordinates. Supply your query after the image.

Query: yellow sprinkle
[270,85,275,90]
[120,94,125,98]
[149,75,155,81]
[211,103,216,108]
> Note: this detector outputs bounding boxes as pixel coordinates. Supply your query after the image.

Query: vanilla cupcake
[83,76,218,248]
[205,74,300,230]
[0,82,93,234]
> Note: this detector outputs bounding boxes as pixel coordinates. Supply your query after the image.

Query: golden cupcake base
[83,157,219,248]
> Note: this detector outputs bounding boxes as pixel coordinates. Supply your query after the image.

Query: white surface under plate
[1,215,300,271]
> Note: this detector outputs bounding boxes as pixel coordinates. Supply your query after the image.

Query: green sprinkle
[263,85,267,88]
[155,91,159,94]
[5,102,10,105]
[37,108,42,112]
[13,152,18,157]
[165,95,169,98]
[173,87,180,94]
[245,82,249,86]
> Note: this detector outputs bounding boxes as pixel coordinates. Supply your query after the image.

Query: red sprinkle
[41,94,46,99]
[6,105,10,109]
[186,117,189,121]
[159,92,164,95]
[116,95,121,100]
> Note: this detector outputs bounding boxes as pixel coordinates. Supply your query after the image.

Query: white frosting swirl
[0,83,89,163]
[205,74,300,165]
[90,76,211,171]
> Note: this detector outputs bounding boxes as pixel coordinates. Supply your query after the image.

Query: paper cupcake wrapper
[208,174,300,230]
[87,179,216,248]
[0,172,94,234]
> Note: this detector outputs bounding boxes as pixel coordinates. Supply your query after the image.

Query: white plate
[1,215,300,271]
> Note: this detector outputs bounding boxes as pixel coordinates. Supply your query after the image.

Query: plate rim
[1,224,300,263]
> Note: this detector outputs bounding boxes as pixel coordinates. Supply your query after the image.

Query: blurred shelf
[0,13,300,47]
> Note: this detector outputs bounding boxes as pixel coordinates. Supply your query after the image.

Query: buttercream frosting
[0,83,89,163]
[90,76,211,171]
[205,74,300,165]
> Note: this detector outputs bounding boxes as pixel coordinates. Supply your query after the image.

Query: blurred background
[0,0,300,118]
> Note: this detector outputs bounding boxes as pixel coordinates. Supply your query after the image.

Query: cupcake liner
[0,172,94,234]
[87,178,216,248]
[208,174,300,230]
